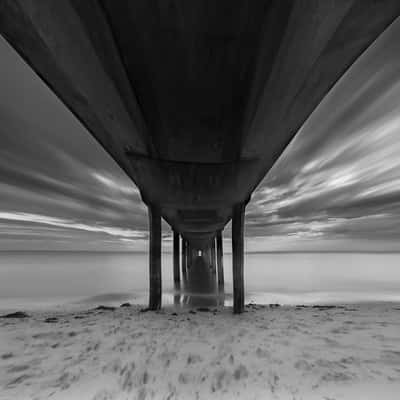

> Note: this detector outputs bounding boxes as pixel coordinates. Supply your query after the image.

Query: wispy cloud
[247,18,400,250]
[0,212,146,239]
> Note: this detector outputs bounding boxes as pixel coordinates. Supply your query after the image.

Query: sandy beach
[1,302,400,399]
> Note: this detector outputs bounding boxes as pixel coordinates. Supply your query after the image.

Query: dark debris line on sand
[44,317,58,323]
[0,311,29,318]
[93,306,116,311]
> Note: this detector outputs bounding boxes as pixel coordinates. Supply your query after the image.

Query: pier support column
[173,231,180,288]
[217,231,224,290]
[187,244,191,268]
[232,203,245,314]
[204,248,211,268]
[148,205,162,310]
[181,238,187,283]
[210,239,216,276]
[192,247,197,265]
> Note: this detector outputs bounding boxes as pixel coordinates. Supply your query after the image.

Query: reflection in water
[173,255,224,308]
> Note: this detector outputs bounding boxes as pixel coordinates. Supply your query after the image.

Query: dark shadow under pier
[174,256,224,308]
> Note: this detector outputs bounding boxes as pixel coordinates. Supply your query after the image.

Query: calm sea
[0,252,400,311]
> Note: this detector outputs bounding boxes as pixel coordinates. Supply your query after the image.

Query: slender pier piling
[181,238,187,283]
[217,231,224,290]
[148,205,162,310]
[210,239,216,276]
[173,231,180,287]
[232,203,245,313]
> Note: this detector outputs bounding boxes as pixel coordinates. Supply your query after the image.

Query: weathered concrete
[148,205,161,310]
[2,1,399,312]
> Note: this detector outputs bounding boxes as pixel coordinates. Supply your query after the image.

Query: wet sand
[1,303,400,399]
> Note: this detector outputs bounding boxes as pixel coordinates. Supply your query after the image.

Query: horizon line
[1,250,400,254]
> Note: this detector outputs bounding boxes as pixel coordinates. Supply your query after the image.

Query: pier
[1,0,399,312]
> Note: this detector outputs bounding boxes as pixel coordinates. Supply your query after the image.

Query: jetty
[1,0,399,312]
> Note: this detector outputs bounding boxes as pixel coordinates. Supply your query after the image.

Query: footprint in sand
[187,353,203,365]
[237,328,248,337]
[331,327,348,334]
[256,347,270,359]
[315,359,346,370]
[102,358,122,374]
[7,364,30,373]
[158,350,177,367]
[294,359,313,372]
[92,389,115,400]
[233,364,249,380]
[32,331,64,340]
[112,338,127,352]
[6,374,33,387]
[267,372,280,393]
[55,370,81,390]
[211,369,231,392]
[381,350,400,365]
[323,337,340,346]
[339,356,358,366]
[119,362,136,392]
[320,371,354,384]
[178,372,191,384]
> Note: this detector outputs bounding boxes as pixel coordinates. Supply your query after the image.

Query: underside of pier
[1,0,399,312]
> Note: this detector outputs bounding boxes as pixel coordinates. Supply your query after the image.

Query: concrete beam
[0,0,151,183]
[241,0,400,194]
[127,152,260,208]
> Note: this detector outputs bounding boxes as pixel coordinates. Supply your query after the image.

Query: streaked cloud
[248,17,400,251]
[1,18,400,251]
[0,212,146,239]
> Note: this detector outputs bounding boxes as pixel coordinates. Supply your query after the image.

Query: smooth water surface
[1,251,400,310]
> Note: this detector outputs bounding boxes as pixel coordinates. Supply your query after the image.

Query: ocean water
[0,251,400,311]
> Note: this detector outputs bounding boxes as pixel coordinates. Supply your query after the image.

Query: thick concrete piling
[181,238,187,283]
[232,203,245,314]
[173,231,180,287]
[204,248,211,269]
[210,239,216,276]
[148,205,162,310]
[187,244,192,269]
[216,231,224,290]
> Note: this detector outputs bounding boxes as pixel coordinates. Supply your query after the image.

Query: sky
[1,18,400,252]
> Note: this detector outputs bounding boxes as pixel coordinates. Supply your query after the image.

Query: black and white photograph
[1,1,400,399]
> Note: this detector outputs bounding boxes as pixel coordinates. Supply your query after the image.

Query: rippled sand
[1,303,400,399]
